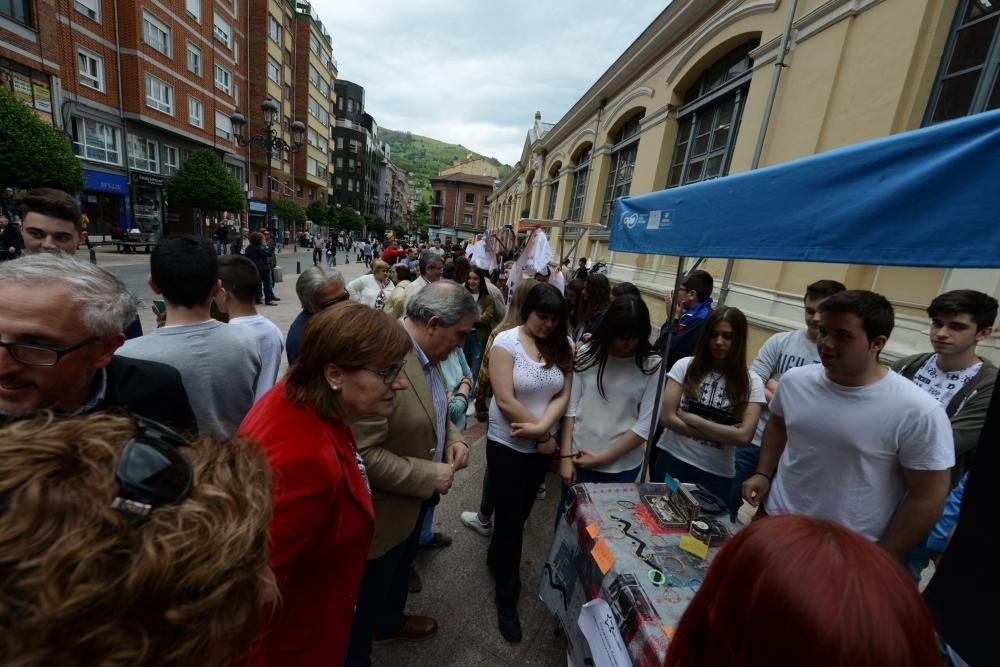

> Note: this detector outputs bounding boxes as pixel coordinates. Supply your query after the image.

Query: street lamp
[231,99,305,234]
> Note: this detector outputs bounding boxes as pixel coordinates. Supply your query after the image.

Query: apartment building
[331,78,390,226]
[291,0,334,211]
[57,0,246,238]
[489,0,999,364]
[430,172,492,241]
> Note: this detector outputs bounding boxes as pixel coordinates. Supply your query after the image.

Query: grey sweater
[118,320,261,438]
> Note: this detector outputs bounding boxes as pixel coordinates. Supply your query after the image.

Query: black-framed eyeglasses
[318,292,351,310]
[361,359,407,385]
[111,416,193,521]
[0,336,99,367]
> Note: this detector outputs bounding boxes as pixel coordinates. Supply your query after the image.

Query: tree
[0,87,83,194]
[412,200,430,230]
[272,198,305,228]
[305,200,328,225]
[165,149,243,219]
[337,206,364,232]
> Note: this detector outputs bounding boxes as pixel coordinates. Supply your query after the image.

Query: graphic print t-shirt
[909,353,982,408]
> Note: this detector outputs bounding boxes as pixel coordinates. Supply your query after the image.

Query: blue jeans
[418,506,435,544]
[556,465,641,529]
[463,330,482,386]
[729,446,760,513]
[652,449,732,502]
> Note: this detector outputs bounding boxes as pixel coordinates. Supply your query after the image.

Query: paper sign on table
[577,598,634,667]
[590,538,615,574]
[679,534,709,559]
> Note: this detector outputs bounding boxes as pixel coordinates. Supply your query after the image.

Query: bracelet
[559,452,581,459]
[537,433,553,443]
[751,471,773,483]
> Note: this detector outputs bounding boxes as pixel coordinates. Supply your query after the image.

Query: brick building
[246,0,336,232]
[429,172,492,242]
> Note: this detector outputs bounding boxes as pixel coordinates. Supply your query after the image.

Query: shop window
[142,11,171,57]
[144,74,173,115]
[72,117,121,165]
[77,48,104,92]
[568,146,591,221]
[926,0,1000,124]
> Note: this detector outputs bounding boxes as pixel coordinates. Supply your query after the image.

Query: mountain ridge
[381,128,513,197]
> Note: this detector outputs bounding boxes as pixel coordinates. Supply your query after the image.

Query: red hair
[664,515,941,667]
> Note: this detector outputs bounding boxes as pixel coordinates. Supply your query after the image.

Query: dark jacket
[655,298,714,370]
[99,356,198,435]
[0,223,23,260]
[893,352,997,487]
[245,243,272,276]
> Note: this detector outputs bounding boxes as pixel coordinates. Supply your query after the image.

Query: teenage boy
[654,268,714,368]
[118,235,260,437]
[215,255,285,401]
[729,280,846,512]
[893,289,997,488]
[743,290,954,559]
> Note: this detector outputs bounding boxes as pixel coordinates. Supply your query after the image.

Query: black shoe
[497,606,522,643]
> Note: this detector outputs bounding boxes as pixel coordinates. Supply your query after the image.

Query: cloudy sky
[311,0,669,166]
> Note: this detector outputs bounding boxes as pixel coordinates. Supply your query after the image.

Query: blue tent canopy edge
[608,109,1000,269]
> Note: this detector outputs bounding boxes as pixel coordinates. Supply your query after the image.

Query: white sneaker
[460,511,493,536]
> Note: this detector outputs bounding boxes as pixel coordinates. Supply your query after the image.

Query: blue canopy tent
[609,108,1000,475]
[609,108,1000,267]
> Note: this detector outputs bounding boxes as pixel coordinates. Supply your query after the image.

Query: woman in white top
[346,259,393,310]
[487,283,573,644]
[557,296,661,521]
[654,306,765,502]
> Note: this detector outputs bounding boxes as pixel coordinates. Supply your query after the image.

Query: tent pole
[640,254,687,482]
[718,0,798,307]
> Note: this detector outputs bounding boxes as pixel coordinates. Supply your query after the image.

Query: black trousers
[486,440,549,610]
[344,508,424,667]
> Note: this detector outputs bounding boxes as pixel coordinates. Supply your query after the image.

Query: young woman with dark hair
[557,296,661,520]
[487,283,573,643]
[665,515,941,667]
[463,268,497,379]
[575,273,611,342]
[653,306,765,500]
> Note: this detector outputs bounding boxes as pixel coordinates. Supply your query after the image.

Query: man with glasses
[0,253,196,432]
[345,283,478,664]
[286,266,348,365]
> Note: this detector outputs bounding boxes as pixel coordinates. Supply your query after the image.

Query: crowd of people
[0,187,994,666]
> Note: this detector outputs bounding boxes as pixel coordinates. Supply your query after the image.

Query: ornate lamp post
[231,99,305,232]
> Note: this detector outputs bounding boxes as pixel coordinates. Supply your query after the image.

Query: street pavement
[94,244,569,666]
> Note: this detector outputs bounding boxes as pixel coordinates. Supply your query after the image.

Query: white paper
[576,598,633,667]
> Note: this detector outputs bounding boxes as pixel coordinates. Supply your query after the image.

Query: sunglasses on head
[111,417,193,522]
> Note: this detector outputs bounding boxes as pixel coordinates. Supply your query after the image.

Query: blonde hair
[0,413,275,666]
[370,259,390,273]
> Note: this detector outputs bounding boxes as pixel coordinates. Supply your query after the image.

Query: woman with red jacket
[240,302,411,666]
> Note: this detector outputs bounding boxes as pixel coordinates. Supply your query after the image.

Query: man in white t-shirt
[743,290,954,558]
[729,280,845,512]
[215,255,285,401]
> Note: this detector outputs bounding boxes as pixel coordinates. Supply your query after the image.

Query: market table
[539,482,740,666]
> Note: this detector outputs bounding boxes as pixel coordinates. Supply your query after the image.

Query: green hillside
[381,128,513,197]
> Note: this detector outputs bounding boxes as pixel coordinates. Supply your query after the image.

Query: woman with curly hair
[0,412,274,666]
[239,302,411,666]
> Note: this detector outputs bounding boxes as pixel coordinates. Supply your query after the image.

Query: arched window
[568,146,592,221]
[546,162,562,219]
[667,39,758,188]
[925,0,1000,124]
[600,113,643,226]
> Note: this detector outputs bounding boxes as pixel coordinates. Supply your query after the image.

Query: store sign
[84,170,129,194]
[249,201,268,212]
[32,82,51,112]
[131,172,165,187]
[11,74,32,105]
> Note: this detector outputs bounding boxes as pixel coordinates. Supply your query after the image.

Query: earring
[329,382,340,391]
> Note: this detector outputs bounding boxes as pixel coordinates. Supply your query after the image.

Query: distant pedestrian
[313,235,325,265]
[215,223,229,256]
